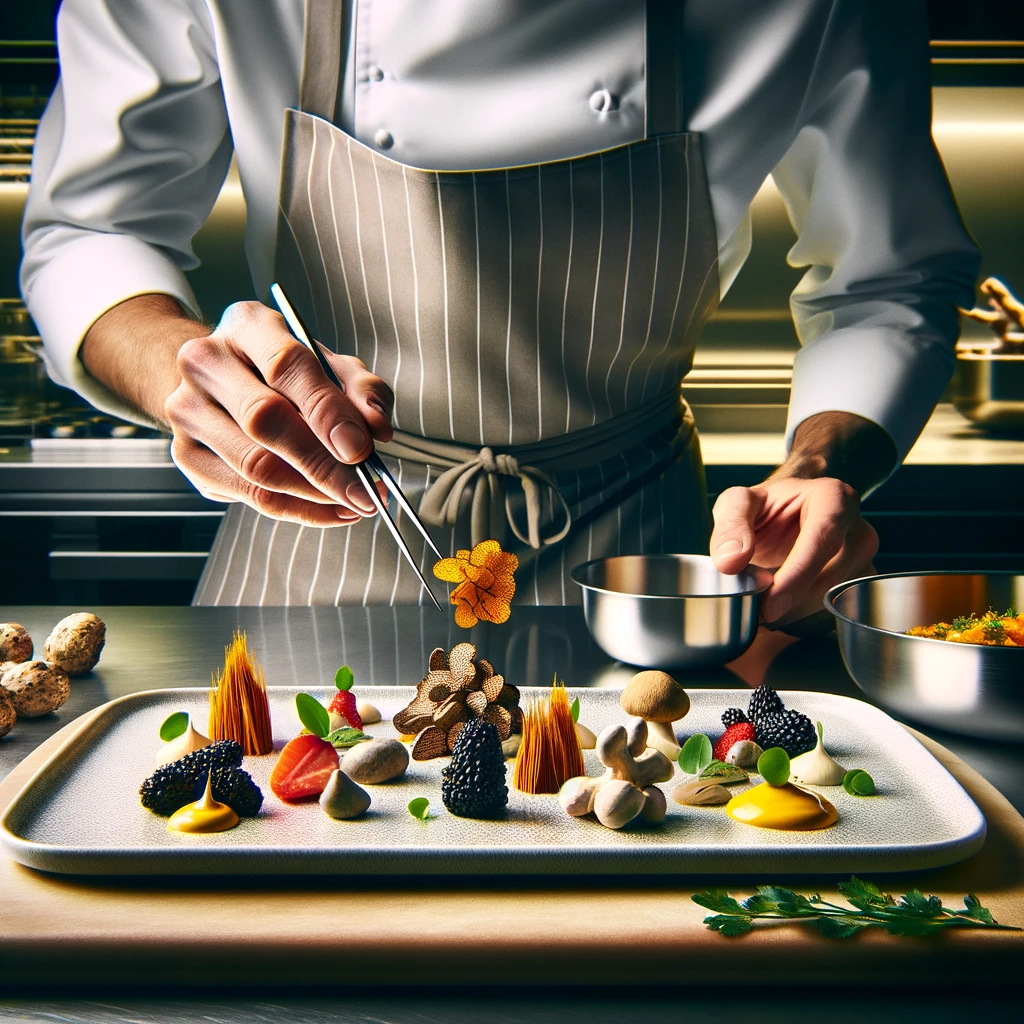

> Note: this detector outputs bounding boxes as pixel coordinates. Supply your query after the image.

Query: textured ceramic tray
[1,687,986,876]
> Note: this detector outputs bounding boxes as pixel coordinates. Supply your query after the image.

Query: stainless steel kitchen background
[1,4,1022,605]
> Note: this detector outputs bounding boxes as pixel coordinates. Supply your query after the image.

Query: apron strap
[645,0,684,137]
[300,0,349,122]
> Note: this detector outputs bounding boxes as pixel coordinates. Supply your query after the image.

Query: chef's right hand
[163,300,394,526]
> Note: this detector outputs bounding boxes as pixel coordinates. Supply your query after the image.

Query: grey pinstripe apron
[194,0,720,608]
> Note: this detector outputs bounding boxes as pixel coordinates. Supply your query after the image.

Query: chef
[22,0,979,622]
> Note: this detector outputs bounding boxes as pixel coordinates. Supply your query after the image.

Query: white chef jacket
[21,0,980,466]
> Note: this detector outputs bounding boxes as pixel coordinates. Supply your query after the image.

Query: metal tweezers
[270,282,443,610]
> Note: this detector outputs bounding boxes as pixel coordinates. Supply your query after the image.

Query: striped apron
[194,0,720,608]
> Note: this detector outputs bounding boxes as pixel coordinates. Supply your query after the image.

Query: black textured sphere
[721,707,749,728]
[755,710,817,757]
[139,740,262,817]
[441,718,508,819]
[747,683,785,723]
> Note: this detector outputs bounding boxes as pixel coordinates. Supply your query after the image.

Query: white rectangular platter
[1,686,986,876]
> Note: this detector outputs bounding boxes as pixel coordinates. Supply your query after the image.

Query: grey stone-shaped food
[0,660,70,718]
[320,770,372,819]
[341,737,410,784]
[42,612,106,677]
[0,623,33,663]
[0,688,15,738]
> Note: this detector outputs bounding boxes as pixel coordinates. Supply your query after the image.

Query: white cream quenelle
[790,723,847,787]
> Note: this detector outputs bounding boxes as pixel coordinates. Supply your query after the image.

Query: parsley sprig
[693,876,1019,938]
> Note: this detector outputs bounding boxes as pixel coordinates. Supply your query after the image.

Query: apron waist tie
[377,390,692,549]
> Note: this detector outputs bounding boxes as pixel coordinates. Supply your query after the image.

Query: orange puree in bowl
[726,781,837,831]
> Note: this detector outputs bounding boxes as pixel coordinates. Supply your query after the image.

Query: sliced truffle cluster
[441,718,508,819]
[139,739,263,817]
[393,643,522,760]
[722,684,816,758]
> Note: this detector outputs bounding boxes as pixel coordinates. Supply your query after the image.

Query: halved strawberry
[269,733,339,801]
[712,721,756,763]
[327,689,362,730]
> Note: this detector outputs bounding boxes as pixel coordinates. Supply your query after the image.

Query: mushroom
[620,670,690,759]
[0,688,15,738]
[0,623,33,663]
[0,660,70,718]
[557,718,675,829]
[42,613,105,677]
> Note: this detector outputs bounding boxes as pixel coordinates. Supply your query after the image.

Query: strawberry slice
[269,733,339,801]
[328,689,362,730]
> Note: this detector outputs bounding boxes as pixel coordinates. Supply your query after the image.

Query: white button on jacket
[21,0,980,466]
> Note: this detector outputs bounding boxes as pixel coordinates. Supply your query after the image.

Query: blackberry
[755,710,817,757]
[139,740,262,817]
[441,718,508,819]
[721,708,749,728]
[747,683,785,724]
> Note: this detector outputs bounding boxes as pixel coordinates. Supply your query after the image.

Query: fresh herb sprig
[693,876,1018,938]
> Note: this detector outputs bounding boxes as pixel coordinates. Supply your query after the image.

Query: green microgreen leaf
[816,720,824,744]
[960,894,994,924]
[692,889,746,915]
[159,711,189,743]
[815,916,868,939]
[326,727,369,748]
[843,768,875,796]
[296,692,330,738]
[334,665,355,692]
[570,696,580,723]
[407,797,430,820]
[678,734,713,776]
[757,746,790,786]
[699,759,745,781]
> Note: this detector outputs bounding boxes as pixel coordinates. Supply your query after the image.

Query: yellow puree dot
[726,781,837,831]
[168,775,240,834]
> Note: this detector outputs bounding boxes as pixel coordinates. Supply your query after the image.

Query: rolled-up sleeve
[20,0,233,420]
[770,0,980,467]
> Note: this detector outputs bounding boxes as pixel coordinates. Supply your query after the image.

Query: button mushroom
[42,613,105,677]
[1,660,70,718]
[620,670,690,759]
[0,623,33,664]
[0,688,15,738]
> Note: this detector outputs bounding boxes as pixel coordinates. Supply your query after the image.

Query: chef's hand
[709,412,893,627]
[81,295,394,526]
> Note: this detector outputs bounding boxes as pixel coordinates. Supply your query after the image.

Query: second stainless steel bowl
[825,571,1024,741]
[571,554,773,669]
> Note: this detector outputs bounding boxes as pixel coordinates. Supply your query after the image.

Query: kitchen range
[1,2,1024,1022]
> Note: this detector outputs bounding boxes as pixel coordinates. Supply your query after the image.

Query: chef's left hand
[709,412,894,626]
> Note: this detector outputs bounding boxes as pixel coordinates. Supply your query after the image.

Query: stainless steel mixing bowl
[571,554,773,669]
[825,571,1024,741]
[951,352,1024,431]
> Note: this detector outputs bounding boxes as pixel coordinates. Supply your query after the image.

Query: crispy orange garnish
[433,539,518,628]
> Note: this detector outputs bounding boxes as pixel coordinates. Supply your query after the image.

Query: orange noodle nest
[433,539,518,628]
[209,631,274,755]
[513,678,584,794]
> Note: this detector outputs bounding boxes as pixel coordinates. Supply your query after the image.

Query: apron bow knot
[417,446,571,551]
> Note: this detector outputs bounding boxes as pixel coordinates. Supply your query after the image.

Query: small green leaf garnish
[816,721,824,744]
[335,665,355,692]
[843,768,875,796]
[296,692,330,738]
[326,727,370,748]
[159,711,189,743]
[693,876,1018,939]
[408,797,430,820]
[679,734,713,775]
[700,759,746,780]
[570,697,580,723]
[757,746,790,786]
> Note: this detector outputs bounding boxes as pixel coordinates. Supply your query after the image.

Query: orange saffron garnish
[209,632,274,755]
[433,539,518,628]
[512,678,584,794]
